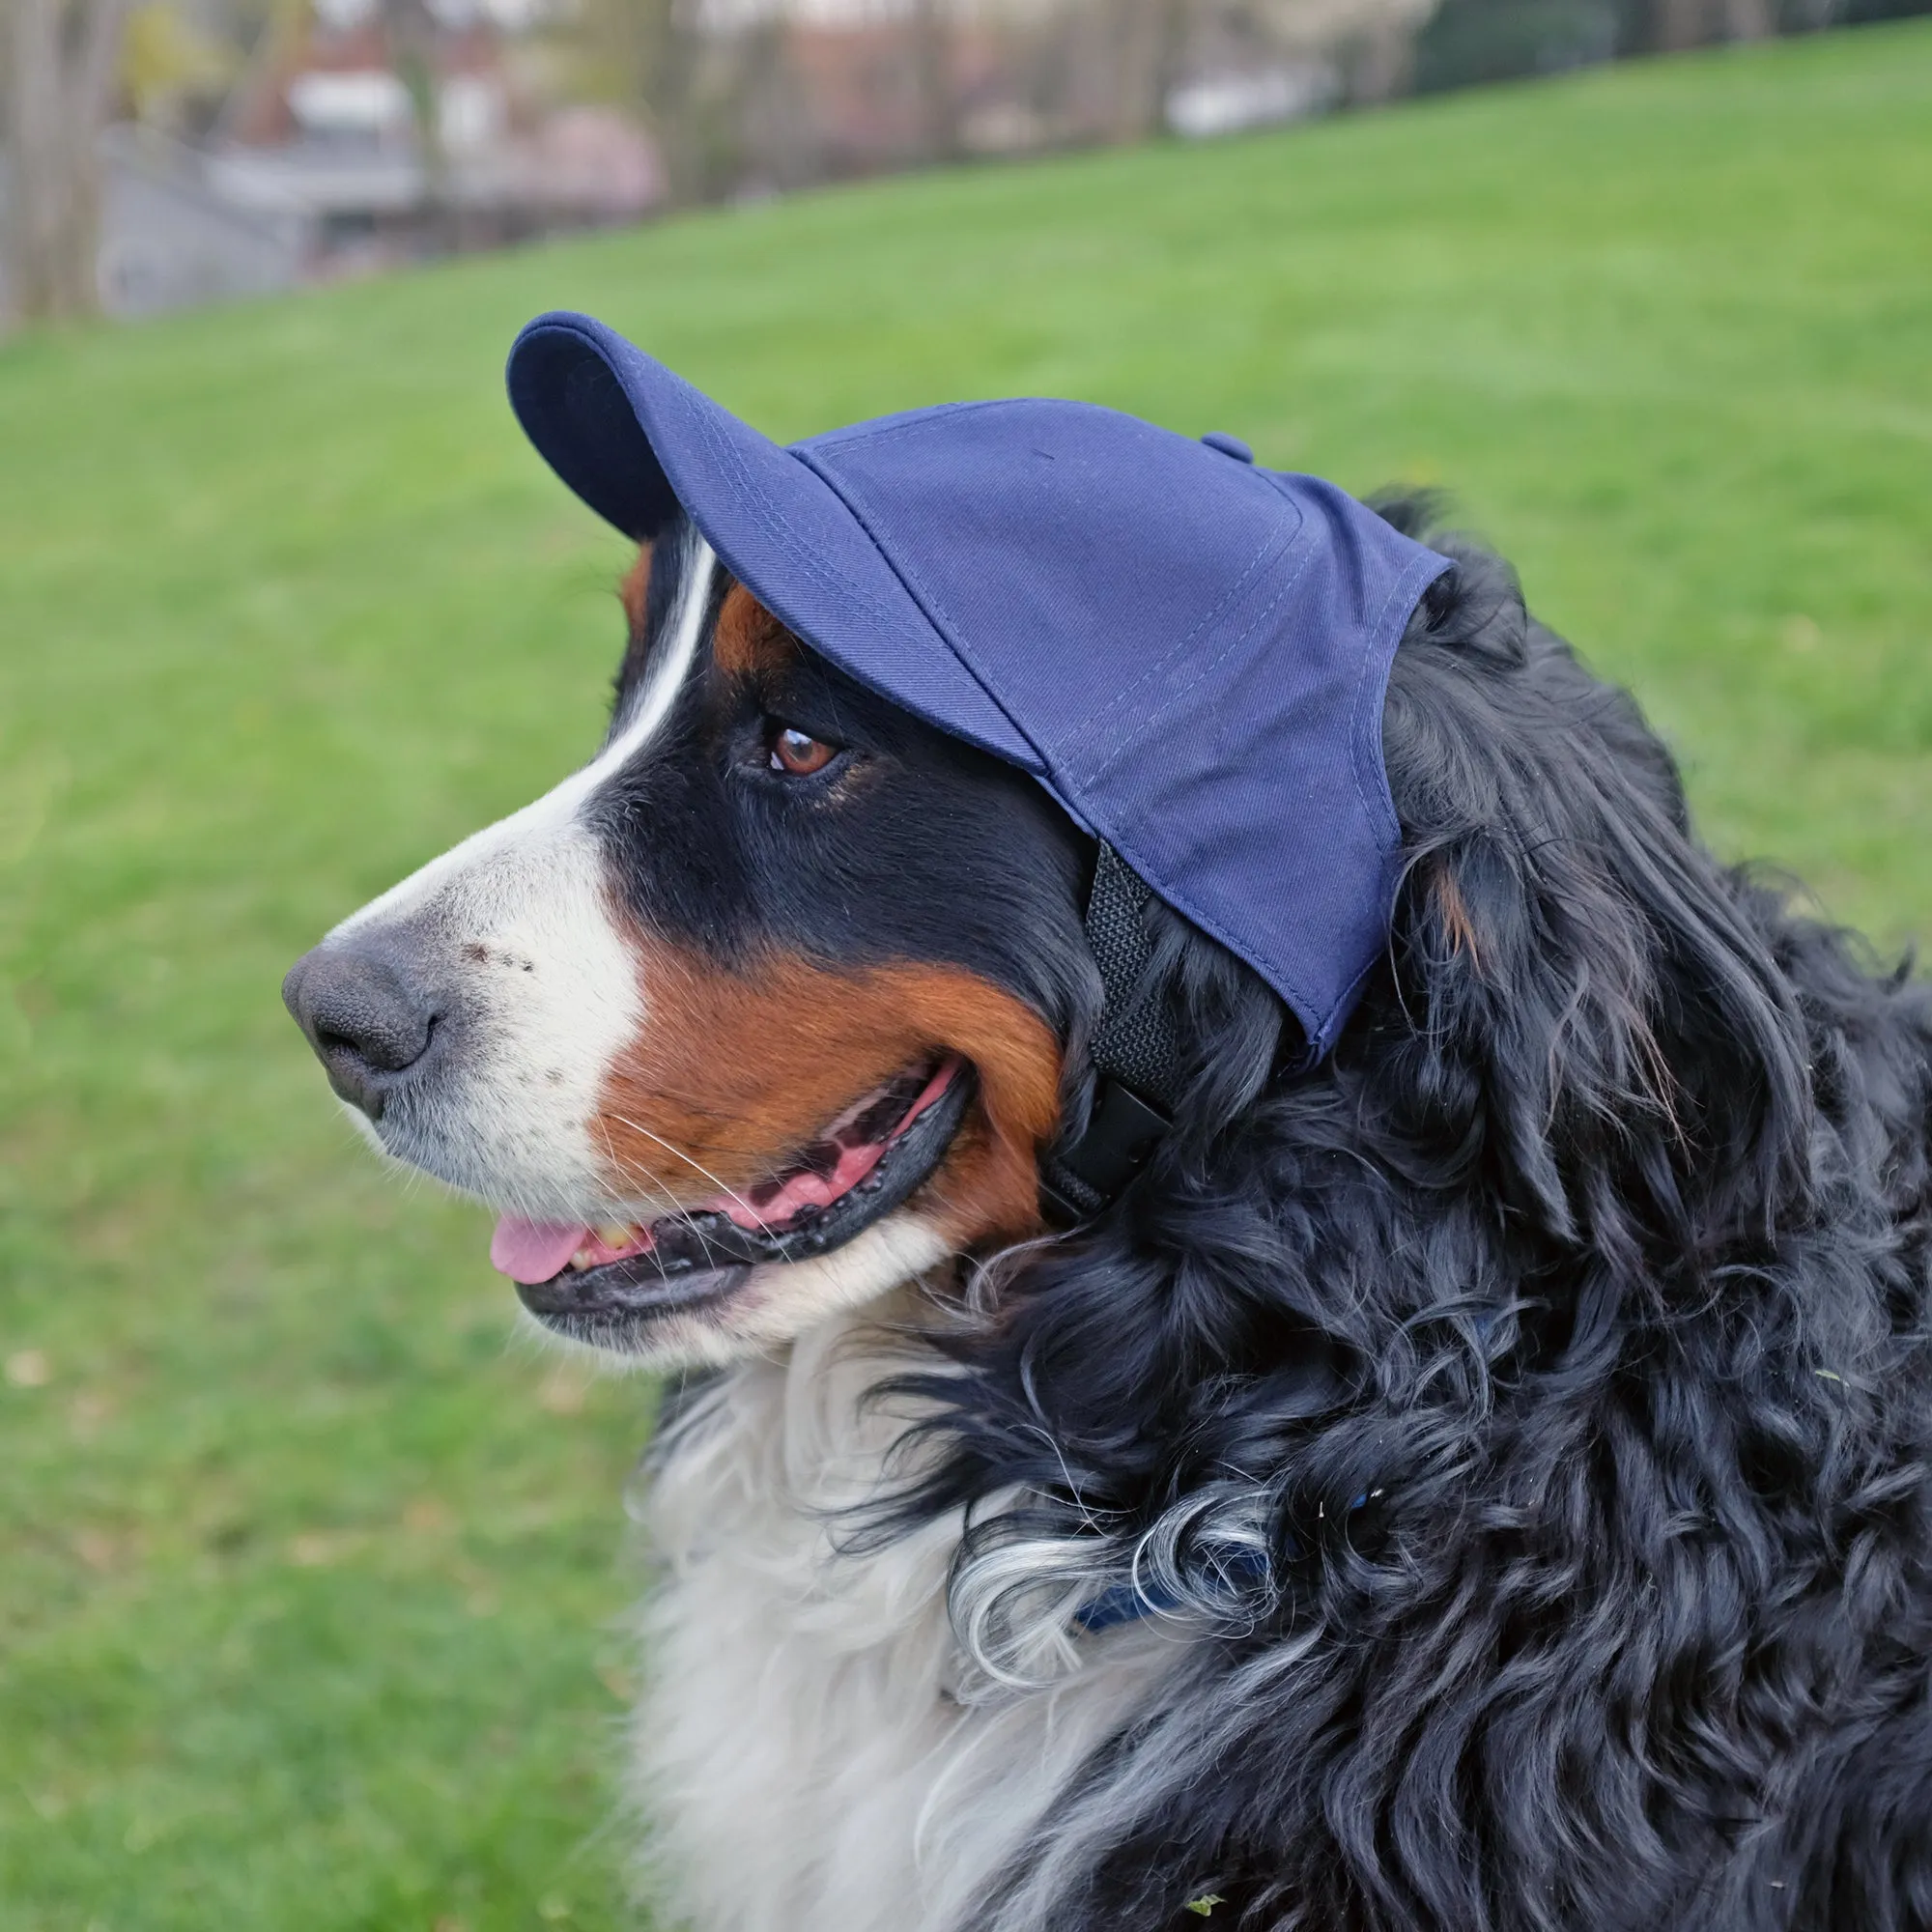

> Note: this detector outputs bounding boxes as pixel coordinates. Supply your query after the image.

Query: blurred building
[0,0,661,321]
[0,130,302,321]
[7,0,1911,325]
[207,0,662,280]
[654,0,1438,201]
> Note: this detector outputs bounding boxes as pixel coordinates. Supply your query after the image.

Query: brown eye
[769,724,838,777]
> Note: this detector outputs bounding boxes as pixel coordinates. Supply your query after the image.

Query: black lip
[515,1063,977,1341]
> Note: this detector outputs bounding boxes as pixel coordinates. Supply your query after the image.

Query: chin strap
[1039,844,1184,1225]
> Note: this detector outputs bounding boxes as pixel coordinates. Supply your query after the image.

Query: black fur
[858,504,1932,1931]
[592,509,1932,1928]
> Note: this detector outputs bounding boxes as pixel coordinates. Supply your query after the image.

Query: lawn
[2,21,1928,1929]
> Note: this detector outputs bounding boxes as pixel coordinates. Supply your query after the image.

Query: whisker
[589,1116,732,1266]
[602,1110,778,1238]
[592,1112,688,1222]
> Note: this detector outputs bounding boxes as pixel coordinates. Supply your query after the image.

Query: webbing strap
[1082,845,1184,1111]
[1038,845,1182,1224]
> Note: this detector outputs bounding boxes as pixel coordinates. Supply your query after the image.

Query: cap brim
[507,312,1043,775]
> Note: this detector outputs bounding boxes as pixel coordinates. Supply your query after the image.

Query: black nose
[283,941,440,1121]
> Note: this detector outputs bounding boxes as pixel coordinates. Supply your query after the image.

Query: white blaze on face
[327,533,718,1222]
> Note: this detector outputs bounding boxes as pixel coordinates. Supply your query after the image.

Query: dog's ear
[1376,542,1811,1274]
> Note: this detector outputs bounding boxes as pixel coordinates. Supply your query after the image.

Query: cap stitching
[674,381,906,631]
[798,398,1023,452]
[1077,526,1318,794]
[1348,546,1453,857]
[664,377,1045,765]
[790,457,1038,743]
[785,445,1048,760]
[1058,494,1300,760]
[814,447,1299,771]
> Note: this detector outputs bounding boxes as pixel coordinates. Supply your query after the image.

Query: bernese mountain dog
[286,497,1932,1930]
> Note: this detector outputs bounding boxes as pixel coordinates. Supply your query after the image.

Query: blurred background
[1,0,1925,316]
[2,0,1928,1923]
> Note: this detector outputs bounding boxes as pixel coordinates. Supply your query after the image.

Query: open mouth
[495,1055,975,1338]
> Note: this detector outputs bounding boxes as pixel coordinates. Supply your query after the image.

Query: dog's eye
[767,722,839,777]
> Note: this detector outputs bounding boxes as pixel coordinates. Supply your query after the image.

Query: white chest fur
[630,1303,1181,1932]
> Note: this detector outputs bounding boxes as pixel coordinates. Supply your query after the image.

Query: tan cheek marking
[593,938,1061,1248]
[713,582,799,684]
[888,968,1063,1250]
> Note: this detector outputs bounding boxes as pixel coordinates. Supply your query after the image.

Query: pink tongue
[490,1216,588,1286]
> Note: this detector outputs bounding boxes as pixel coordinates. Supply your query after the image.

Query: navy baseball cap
[507,311,1451,1059]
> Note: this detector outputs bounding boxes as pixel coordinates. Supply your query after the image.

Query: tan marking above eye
[714,582,798,683]
[771,725,838,777]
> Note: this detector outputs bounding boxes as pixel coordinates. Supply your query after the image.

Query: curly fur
[295,488,1932,1930]
[851,503,1932,1930]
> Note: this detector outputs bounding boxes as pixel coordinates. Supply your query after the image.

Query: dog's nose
[283,941,440,1121]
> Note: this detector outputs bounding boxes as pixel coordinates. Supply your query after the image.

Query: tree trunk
[635,0,714,205]
[909,0,959,163]
[1649,0,1714,48]
[384,0,452,253]
[1342,20,1416,101]
[3,0,128,322]
[1102,0,1182,142]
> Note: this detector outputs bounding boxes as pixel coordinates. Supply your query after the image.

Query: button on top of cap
[1201,432,1254,463]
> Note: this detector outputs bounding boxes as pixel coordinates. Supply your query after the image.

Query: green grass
[3,23,1929,1927]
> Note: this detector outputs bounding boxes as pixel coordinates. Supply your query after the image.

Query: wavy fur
[857,504,1932,1930]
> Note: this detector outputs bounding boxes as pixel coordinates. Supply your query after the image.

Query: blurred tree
[909,0,959,158]
[572,0,718,203]
[1645,0,1771,45]
[122,0,236,128]
[1834,0,1932,20]
[384,0,453,244]
[3,0,129,319]
[1101,0,1187,140]
[1412,0,1618,87]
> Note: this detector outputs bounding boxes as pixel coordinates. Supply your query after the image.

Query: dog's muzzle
[283,939,443,1122]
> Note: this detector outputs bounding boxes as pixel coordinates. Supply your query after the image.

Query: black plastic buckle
[1038,1077,1172,1225]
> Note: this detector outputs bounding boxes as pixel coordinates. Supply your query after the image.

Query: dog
[286,464,1932,1926]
